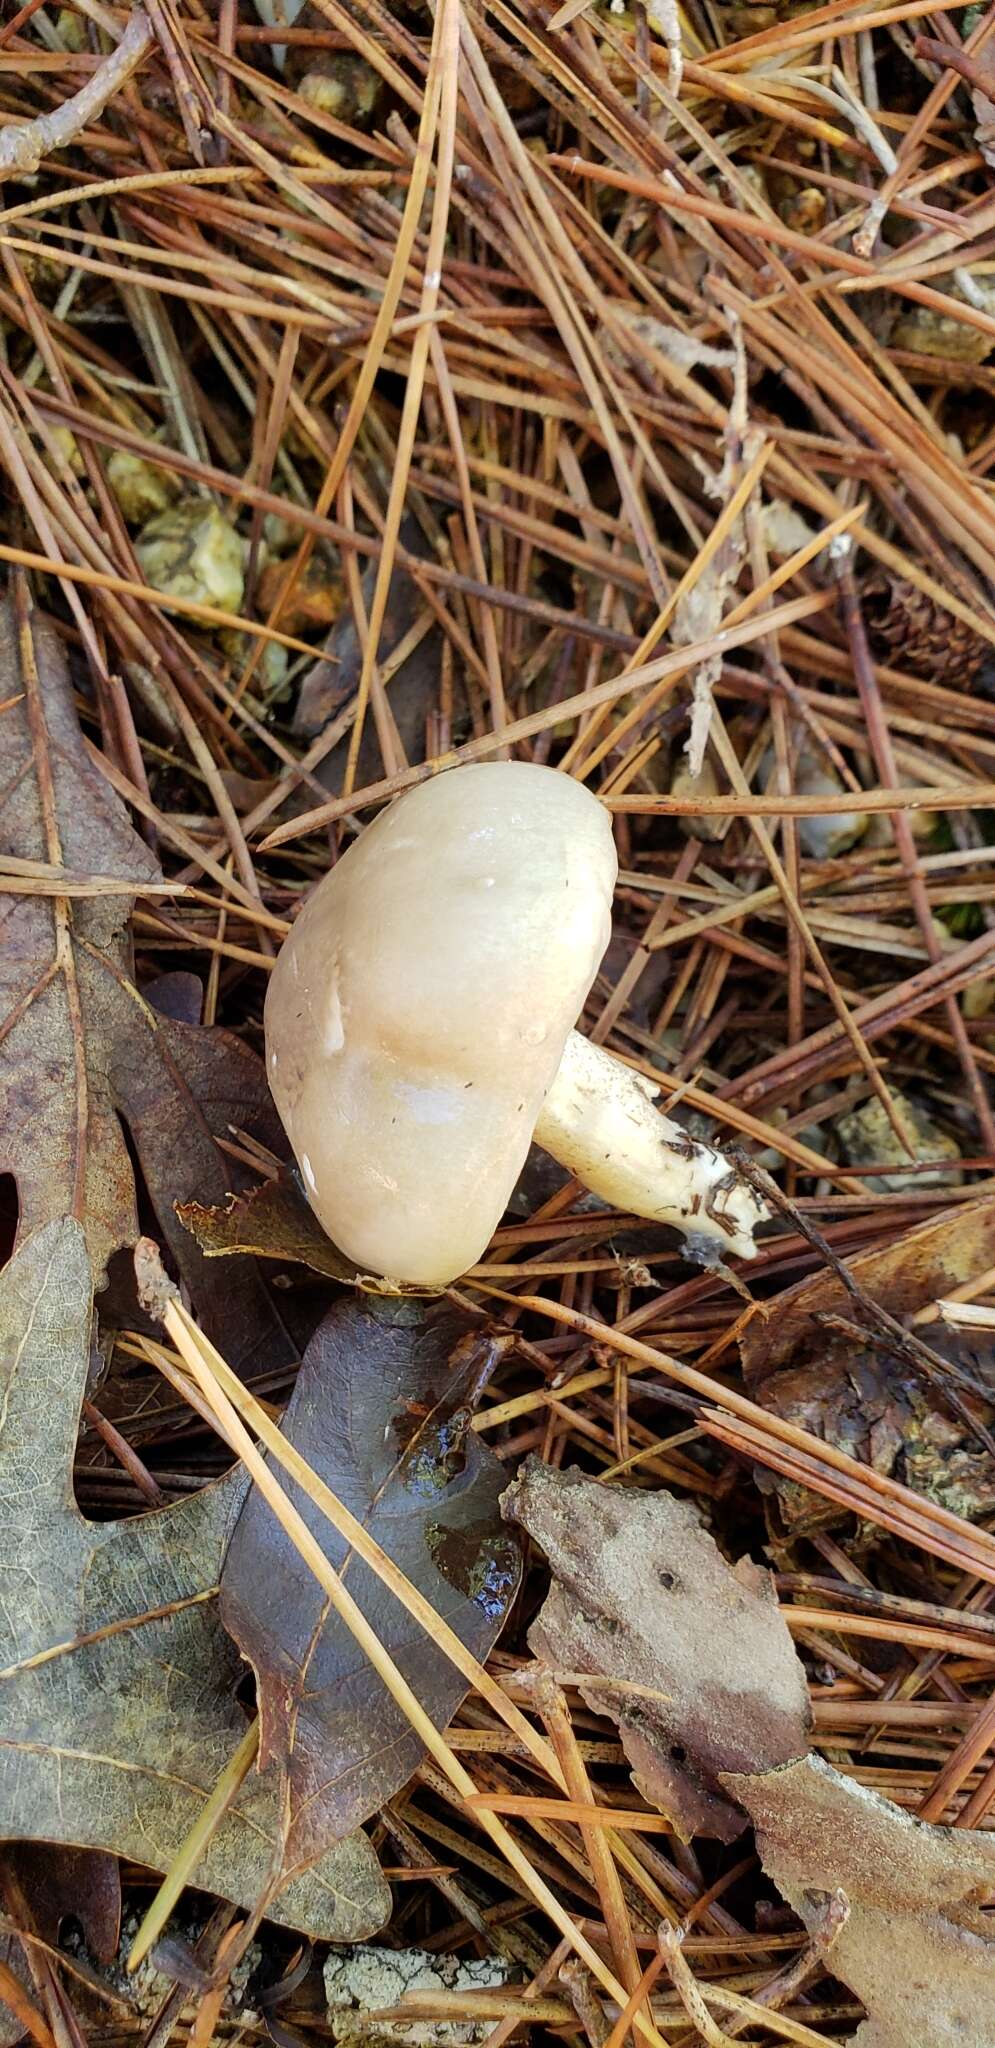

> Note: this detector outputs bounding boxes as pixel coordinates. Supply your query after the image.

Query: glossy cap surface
[264,762,616,1285]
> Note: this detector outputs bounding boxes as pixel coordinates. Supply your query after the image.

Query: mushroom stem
[533,1031,767,1262]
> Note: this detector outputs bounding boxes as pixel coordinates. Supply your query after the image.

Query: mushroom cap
[265,761,617,1285]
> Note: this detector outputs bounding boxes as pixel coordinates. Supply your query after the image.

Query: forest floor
[3,1,995,2043]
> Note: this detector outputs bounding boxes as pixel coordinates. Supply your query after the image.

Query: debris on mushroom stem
[264,761,768,1287]
[534,1030,767,1262]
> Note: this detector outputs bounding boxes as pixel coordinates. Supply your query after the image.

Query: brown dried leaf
[724,1754,995,2048]
[0,1218,389,1942]
[221,1298,521,1867]
[2,1846,121,1961]
[177,1174,360,1284]
[739,1201,995,1533]
[0,597,293,1370]
[500,1460,810,1841]
[117,1000,300,1367]
[741,1199,995,1385]
[0,1846,121,2048]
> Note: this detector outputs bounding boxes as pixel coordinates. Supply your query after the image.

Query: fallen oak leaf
[116,991,301,1368]
[220,1297,521,1871]
[723,1753,995,2048]
[0,1217,389,1942]
[500,1459,810,1841]
[0,593,158,1283]
[0,593,293,1370]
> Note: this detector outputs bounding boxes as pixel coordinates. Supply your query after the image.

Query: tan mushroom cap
[265,761,617,1285]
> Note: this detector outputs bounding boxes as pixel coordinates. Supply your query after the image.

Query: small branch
[559,1959,611,2048]
[914,35,992,91]
[0,11,151,176]
[656,1925,736,2048]
[721,1889,849,2039]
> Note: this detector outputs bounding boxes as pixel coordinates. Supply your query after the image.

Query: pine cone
[862,572,988,687]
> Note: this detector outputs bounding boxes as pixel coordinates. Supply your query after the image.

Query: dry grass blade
[657,1924,736,2048]
[127,1720,259,1972]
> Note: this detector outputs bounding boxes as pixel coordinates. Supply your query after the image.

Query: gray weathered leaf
[0,1218,389,1942]
[0,597,158,1282]
[724,1754,995,2048]
[502,1458,810,1841]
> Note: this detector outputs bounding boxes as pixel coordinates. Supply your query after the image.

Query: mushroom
[265,761,767,1287]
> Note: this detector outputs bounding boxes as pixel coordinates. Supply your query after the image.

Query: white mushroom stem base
[533,1031,767,1262]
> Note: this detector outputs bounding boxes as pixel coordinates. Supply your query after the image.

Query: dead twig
[0,12,152,176]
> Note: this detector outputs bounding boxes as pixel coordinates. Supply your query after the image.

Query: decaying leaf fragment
[740,1199,995,1531]
[501,1460,810,1840]
[221,1297,521,1870]
[0,1218,389,1942]
[177,1172,360,1284]
[724,1754,995,2048]
[0,595,292,1369]
[677,325,755,777]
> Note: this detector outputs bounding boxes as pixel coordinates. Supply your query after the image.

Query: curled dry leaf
[0,596,293,1370]
[677,330,754,777]
[500,1459,810,1841]
[117,993,301,1370]
[739,1199,995,1532]
[0,1218,389,1942]
[221,1297,521,1870]
[177,1173,360,1285]
[741,1199,995,1383]
[724,1754,995,2048]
